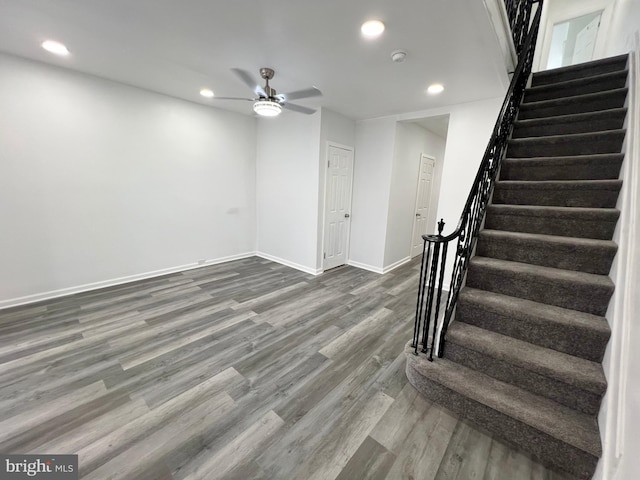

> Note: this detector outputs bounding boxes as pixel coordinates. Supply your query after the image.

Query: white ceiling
[0,0,509,120]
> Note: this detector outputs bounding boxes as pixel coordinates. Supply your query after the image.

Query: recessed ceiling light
[41,40,69,56]
[200,88,214,98]
[361,20,385,38]
[427,83,445,95]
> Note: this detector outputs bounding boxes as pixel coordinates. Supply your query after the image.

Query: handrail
[412,0,543,360]
[504,0,537,55]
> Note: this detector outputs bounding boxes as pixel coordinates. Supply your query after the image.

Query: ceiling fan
[215,67,322,117]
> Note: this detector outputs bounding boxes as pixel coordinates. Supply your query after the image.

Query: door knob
[344,213,350,218]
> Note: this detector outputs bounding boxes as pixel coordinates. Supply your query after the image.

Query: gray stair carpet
[406,54,628,480]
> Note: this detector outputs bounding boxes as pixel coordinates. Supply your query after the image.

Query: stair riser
[456,300,608,362]
[445,342,602,415]
[512,115,626,138]
[492,186,620,209]
[500,158,623,181]
[507,133,625,158]
[466,263,613,316]
[525,74,628,103]
[519,91,627,120]
[405,360,597,480]
[476,235,616,275]
[532,59,628,87]
[485,211,618,240]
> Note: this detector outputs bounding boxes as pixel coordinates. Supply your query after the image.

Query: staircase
[406,54,629,480]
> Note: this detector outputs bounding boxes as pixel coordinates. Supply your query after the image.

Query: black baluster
[412,239,429,354]
[421,241,439,354]
[429,221,447,361]
[417,241,433,352]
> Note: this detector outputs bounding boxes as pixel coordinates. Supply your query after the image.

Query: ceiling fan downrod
[260,67,276,98]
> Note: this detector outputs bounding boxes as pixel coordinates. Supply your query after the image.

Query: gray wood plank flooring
[0,256,572,479]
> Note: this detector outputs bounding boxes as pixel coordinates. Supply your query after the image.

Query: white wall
[484,0,518,73]
[255,111,322,274]
[349,117,397,271]
[396,97,504,286]
[597,2,640,478]
[434,98,503,287]
[0,53,257,307]
[317,109,356,270]
[351,97,502,274]
[384,122,446,268]
[432,98,503,237]
[604,0,640,56]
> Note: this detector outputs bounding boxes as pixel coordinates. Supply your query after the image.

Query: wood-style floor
[0,256,572,479]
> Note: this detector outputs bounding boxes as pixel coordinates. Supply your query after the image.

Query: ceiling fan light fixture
[253,100,282,117]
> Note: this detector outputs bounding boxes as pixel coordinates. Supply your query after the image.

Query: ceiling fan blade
[279,87,322,102]
[231,68,267,97]
[210,97,254,101]
[283,102,317,115]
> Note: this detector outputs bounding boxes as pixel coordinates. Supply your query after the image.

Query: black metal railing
[504,0,539,55]
[412,0,543,360]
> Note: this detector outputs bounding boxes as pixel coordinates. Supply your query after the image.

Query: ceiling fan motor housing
[259,67,275,80]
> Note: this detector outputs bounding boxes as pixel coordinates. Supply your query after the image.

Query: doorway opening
[547,10,603,69]
[406,114,449,260]
[411,154,436,258]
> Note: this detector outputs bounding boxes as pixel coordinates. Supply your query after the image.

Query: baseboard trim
[383,256,412,273]
[347,256,413,275]
[0,251,256,310]
[347,260,384,274]
[255,252,322,276]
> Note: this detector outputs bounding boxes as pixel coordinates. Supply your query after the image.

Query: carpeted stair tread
[405,346,602,459]
[492,179,622,208]
[407,54,628,480]
[485,204,620,240]
[447,321,606,396]
[532,54,629,87]
[477,229,617,274]
[518,88,628,120]
[457,287,610,362]
[486,204,620,220]
[524,70,628,103]
[500,154,624,181]
[512,108,627,138]
[507,130,626,158]
[495,179,622,189]
[466,256,614,316]
[445,331,604,416]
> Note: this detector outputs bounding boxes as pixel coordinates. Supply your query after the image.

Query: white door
[571,14,601,65]
[323,145,354,270]
[411,154,436,258]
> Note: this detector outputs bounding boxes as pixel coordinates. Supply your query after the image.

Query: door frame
[409,153,436,259]
[321,142,355,272]
[536,2,613,72]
